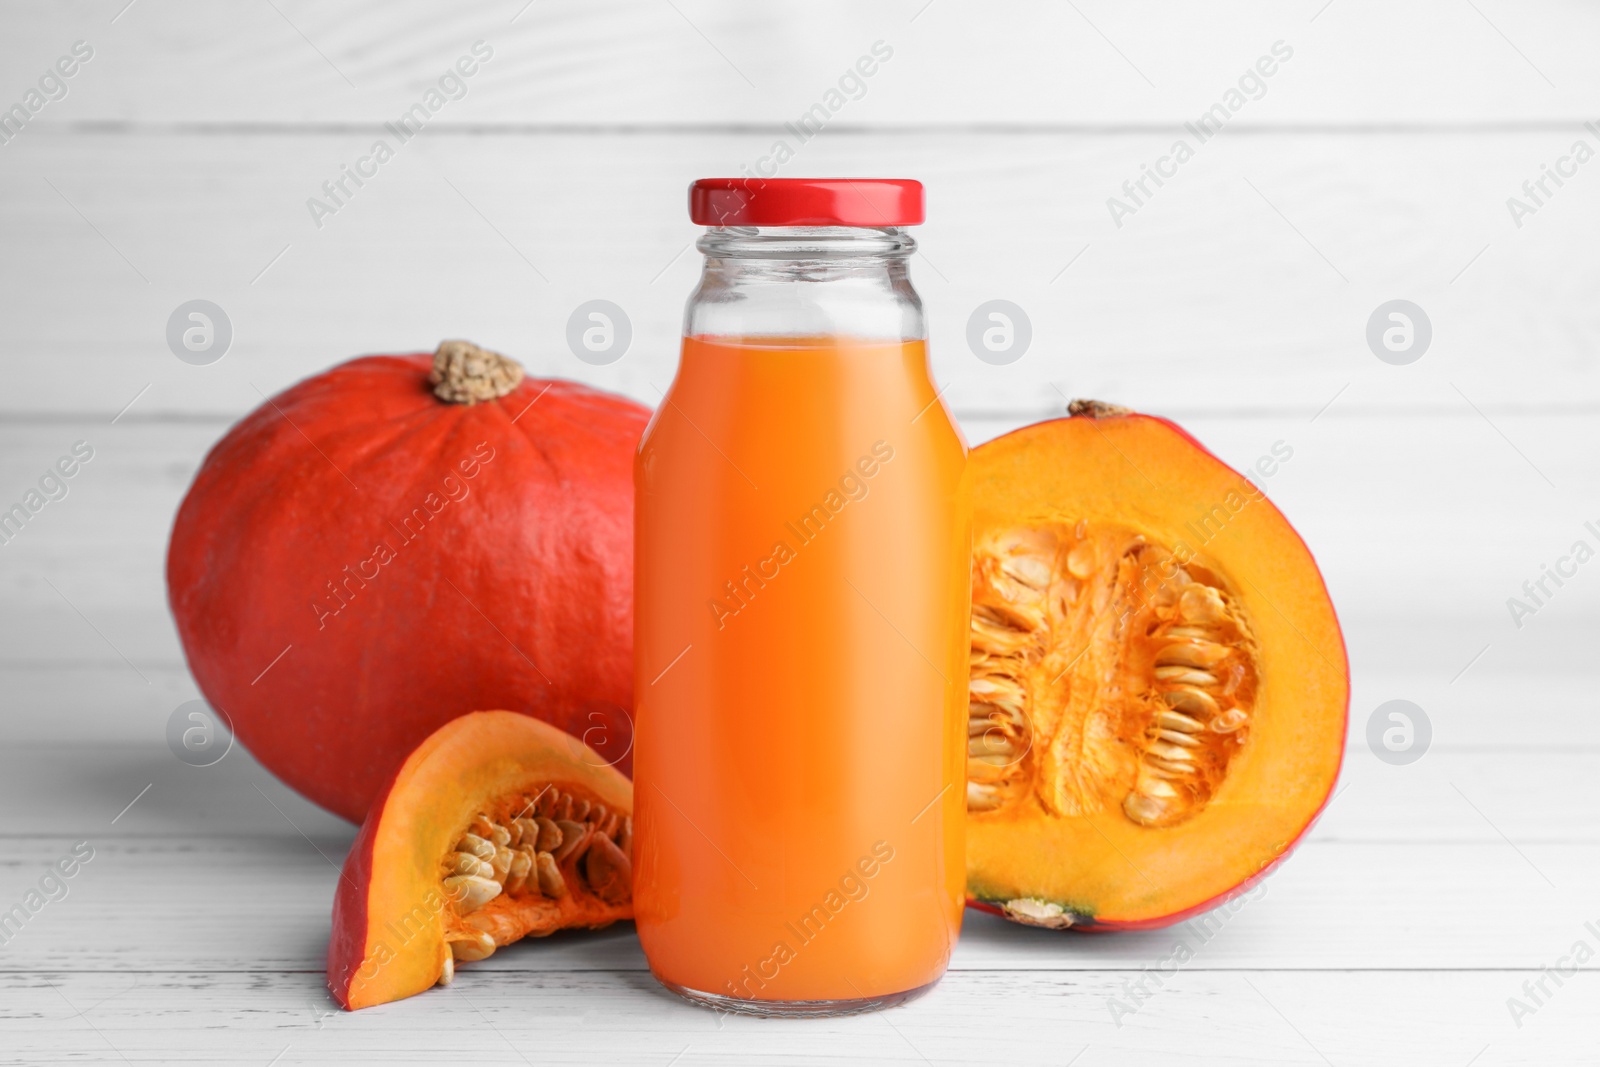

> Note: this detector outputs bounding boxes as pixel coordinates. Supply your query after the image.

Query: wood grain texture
[3,0,1600,126]
[5,739,1589,1064]
[2,833,1593,973]
[5,968,1588,1066]
[0,744,1593,976]
[3,130,1598,417]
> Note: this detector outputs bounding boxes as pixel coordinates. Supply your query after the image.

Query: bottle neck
[695,226,916,260]
[686,227,924,343]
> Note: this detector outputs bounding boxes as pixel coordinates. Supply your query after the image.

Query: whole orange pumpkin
[167,342,649,822]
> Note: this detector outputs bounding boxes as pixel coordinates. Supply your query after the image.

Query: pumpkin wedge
[329,711,633,1009]
[965,402,1346,929]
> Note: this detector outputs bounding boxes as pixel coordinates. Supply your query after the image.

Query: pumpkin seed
[503,849,533,896]
[534,851,566,898]
[443,874,500,914]
[1163,686,1219,718]
[583,833,632,904]
[1122,792,1168,824]
[489,846,514,880]
[448,929,496,962]
[470,815,511,848]
[1211,708,1249,733]
[511,818,540,848]
[966,781,1002,811]
[1155,639,1231,669]
[456,833,496,862]
[447,851,494,879]
[533,816,563,852]
[1153,666,1219,686]
[1156,710,1205,733]
[552,820,589,864]
[1147,740,1194,763]
[535,789,559,818]
[1146,756,1196,776]
[969,732,1018,759]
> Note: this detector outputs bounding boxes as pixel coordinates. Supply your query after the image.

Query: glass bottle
[634,178,969,1015]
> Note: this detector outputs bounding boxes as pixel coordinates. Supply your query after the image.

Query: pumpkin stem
[430,341,525,405]
[1067,399,1132,419]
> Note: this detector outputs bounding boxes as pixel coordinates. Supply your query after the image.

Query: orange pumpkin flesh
[328,711,633,1010]
[965,404,1346,930]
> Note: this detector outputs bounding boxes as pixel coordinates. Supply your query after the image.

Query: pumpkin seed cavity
[436,785,632,985]
[967,522,1259,829]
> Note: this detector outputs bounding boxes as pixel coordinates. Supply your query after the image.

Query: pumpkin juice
[634,335,969,1009]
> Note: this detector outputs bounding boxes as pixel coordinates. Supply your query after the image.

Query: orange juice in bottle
[634,179,969,1015]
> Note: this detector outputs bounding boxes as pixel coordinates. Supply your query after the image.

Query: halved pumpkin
[965,402,1346,929]
[328,711,633,1009]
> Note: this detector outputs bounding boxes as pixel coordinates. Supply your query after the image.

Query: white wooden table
[2,730,1596,1065]
[3,1,1598,1062]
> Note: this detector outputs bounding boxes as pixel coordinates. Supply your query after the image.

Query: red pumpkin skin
[167,354,649,823]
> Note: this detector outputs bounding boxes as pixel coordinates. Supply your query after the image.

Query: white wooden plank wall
[1,2,1598,1063]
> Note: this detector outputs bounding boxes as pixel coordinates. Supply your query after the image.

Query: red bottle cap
[689,178,924,227]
